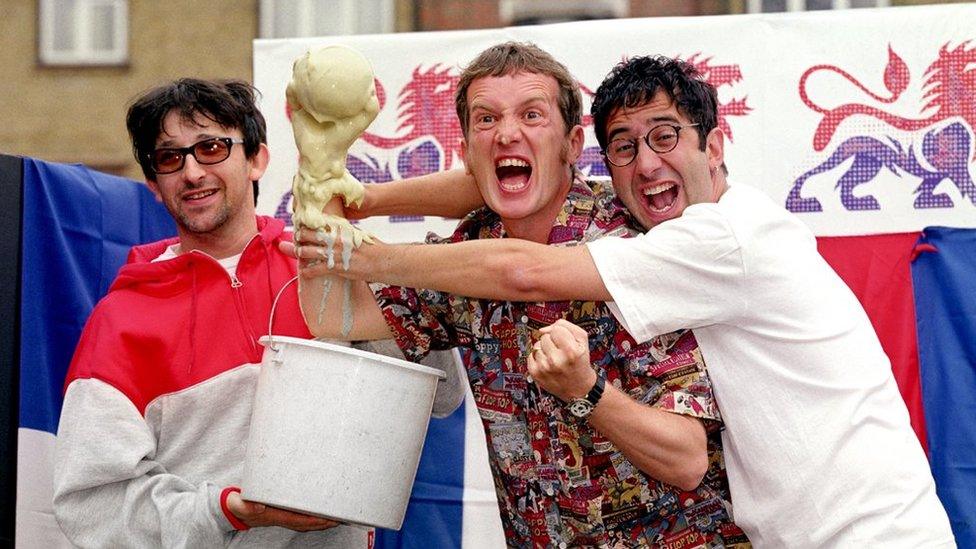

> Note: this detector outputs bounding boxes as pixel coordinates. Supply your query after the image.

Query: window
[38,0,128,66]
[747,0,889,12]
[259,0,394,38]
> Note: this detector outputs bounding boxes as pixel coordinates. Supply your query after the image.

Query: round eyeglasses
[148,137,245,175]
[602,123,700,167]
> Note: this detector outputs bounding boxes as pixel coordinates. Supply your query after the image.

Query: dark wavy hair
[126,78,267,202]
[455,42,582,136]
[591,56,718,153]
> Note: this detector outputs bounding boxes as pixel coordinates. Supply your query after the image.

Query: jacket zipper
[229,272,259,355]
[233,235,262,356]
[201,234,261,356]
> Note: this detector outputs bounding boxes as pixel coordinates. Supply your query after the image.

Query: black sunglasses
[148,137,245,175]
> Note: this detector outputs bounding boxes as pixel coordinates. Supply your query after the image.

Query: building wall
[629,0,741,17]
[0,1,258,178]
[415,0,502,30]
[413,0,743,29]
[414,0,971,30]
[2,0,967,178]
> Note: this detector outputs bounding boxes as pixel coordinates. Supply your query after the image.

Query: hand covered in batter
[283,226,382,280]
[527,319,598,402]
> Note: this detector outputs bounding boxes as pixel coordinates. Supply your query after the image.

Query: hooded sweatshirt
[53,216,369,548]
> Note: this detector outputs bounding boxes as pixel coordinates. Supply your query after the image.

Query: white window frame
[747,0,890,12]
[38,0,128,66]
[259,0,394,38]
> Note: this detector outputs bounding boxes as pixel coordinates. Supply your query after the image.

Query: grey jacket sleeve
[53,379,234,549]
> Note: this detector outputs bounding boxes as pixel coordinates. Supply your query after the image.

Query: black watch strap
[585,374,605,406]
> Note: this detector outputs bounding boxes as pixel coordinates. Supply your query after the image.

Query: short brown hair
[455,42,582,136]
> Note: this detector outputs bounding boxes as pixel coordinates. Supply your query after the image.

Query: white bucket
[241,335,446,530]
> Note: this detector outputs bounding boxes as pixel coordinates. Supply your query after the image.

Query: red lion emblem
[800,41,976,155]
[684,53,752,143]
[362,64,464,168]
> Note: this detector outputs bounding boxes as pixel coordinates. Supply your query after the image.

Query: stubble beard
[174,199,232,235]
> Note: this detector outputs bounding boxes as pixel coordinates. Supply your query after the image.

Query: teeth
[496,158,529,168]
[643,183,675,196]
[185,189,217,200]
[500,179,528,192]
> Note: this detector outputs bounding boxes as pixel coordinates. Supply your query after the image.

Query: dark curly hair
[591,56,718,153]
[126,78,267,202]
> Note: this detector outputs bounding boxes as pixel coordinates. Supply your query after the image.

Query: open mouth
[643,182,678,213]
[495,158,532,192]
[183,188,219,202]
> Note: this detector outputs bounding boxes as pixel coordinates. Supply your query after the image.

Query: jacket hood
[108,215,288,295]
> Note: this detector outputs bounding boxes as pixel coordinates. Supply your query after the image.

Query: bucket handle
[267,274,300,352]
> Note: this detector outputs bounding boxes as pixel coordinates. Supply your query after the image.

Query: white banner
[254,3,976,239]
[251,6,976,546]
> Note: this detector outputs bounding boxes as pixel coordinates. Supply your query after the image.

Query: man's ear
[705,127,725,172]
[459,137,472,175]
[248,143,271,181]
[567,125,584,163]
[146,179,162,202]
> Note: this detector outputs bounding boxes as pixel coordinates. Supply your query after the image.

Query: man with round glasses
[303,55,955,546]
[52,78,370,547]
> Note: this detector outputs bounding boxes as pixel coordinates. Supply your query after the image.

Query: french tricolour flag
[15,159,975,547]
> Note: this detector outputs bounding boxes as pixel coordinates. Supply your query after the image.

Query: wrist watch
[566,374,605,419]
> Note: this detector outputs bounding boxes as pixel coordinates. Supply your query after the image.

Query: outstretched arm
[348,169,484,220]
[299,237,613,303]
[292,196,392,341]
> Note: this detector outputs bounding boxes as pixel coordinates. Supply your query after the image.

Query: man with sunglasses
[305,56,956,546]
[52,78,371,547]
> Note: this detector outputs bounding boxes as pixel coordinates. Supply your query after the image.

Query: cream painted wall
[0,1,258,179]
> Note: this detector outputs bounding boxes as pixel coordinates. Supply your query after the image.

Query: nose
[495,117,522,146]
[633,139,664,176]
[181,153,207,183]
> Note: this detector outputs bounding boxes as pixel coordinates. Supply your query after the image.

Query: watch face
[567,399,594,418]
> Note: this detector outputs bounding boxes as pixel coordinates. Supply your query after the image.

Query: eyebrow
[607,115,681,141]
[520,95,548,107]
[470,95,549,115]
[468,102,494,115]
[156,133,219,148]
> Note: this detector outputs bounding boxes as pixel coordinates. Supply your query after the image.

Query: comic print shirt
[372,176,750,548]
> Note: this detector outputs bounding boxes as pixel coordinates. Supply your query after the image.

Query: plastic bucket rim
[259,335,447,380]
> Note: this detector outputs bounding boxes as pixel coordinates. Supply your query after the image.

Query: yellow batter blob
[287,45,381,337]
[287,44,379,243]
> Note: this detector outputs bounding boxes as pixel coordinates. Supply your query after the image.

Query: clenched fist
[527,319,598,402]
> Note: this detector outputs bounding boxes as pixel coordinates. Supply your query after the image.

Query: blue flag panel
[912,226,976,548]
[376,404,465,548]
[20,159,175,434]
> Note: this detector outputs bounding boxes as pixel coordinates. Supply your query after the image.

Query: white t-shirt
[587,183,954,548]
[153,243,241,276]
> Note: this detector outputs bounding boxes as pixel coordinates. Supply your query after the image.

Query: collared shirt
[373,176,748,548]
